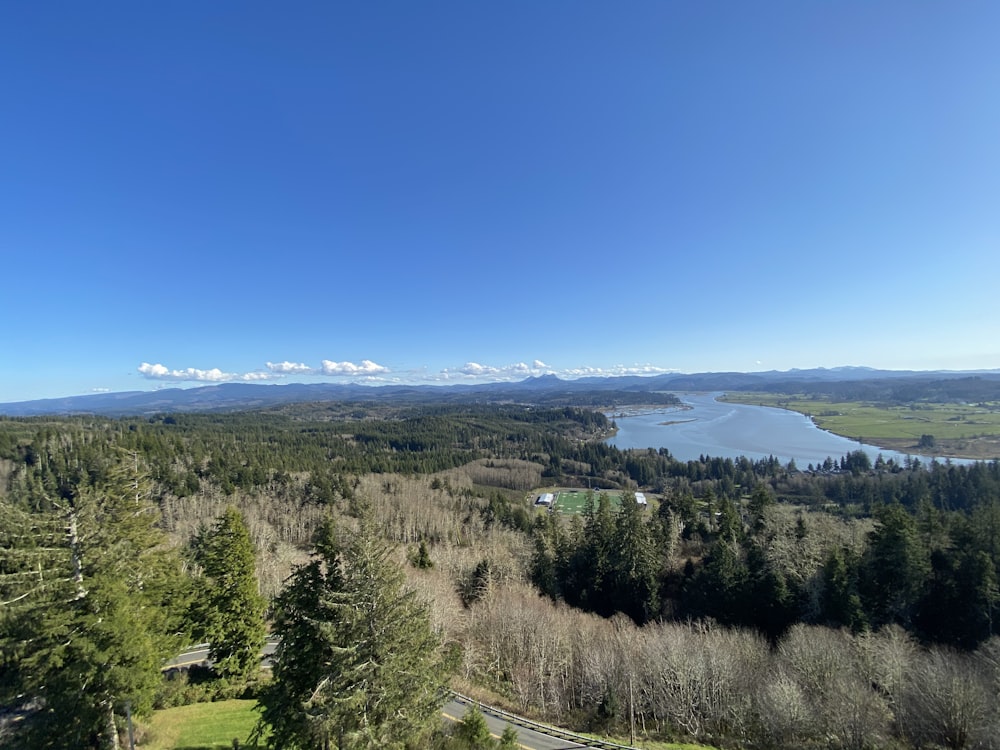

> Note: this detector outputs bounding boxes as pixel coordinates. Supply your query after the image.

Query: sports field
[536,489,626,514]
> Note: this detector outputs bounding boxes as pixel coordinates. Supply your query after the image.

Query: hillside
[3,367,999,417]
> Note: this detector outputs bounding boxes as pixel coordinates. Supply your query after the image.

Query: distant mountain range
[2,367,999,417]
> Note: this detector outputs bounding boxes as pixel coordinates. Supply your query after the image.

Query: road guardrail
[449,690,639,750]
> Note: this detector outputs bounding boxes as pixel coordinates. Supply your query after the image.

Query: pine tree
[580,492,616,614]
[860,503,929,629]
[497,726,519,749]
[820,546,867,632]
[256,512,449,749]
[254,520,344,749]
[453,705,494,749]
[192,506,267,683]
[1,454,185,749]
[610,492,660,624]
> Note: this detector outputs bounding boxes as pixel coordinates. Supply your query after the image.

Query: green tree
[191,506,267,683]
[453,705,495,749]
[410,539,434,569]
[253,520,344,749]
[579,492,616,614]
[256,513,449,749]
[683,538,748,626]
[1,456,185,749]
[714,493,743,543]
[610,492,660,624]
[860,503,929,629]
[820,546,867,632]
[747,484,774,534]
[497,726,518,749]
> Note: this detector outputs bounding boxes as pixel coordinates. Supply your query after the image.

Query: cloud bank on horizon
[136,359,678,386]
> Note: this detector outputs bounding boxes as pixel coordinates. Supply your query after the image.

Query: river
[605,392,961,467]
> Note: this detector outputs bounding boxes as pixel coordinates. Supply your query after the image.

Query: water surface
[606,393,950,467]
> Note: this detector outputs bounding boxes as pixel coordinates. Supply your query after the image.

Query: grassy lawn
[722,393,1000,459]
[554,488,622,514]
[141,699,259,749]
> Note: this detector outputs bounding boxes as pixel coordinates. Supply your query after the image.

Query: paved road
[163,643,278,670]
[168,648,601,749]
[443,697,587,750]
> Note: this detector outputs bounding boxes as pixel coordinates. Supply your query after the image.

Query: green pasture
[142,699,259,749]
[724,393,1000,441]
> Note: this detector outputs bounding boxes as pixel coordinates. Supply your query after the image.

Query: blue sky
[2,2,998,402]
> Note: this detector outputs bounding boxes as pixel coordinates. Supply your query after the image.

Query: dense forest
[2,402,1000,749]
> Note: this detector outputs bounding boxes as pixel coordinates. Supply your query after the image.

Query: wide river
[606,392,955,467]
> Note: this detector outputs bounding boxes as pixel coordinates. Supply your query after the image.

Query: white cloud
[319,359,389,376]
[457,362,497,376]
[434,360,676,382]
[138,362,283,383]
[267,361,314,374]
[241,370,279,381]
[136,357,676,388]
[560,364,678,378]
[438,360,556,381]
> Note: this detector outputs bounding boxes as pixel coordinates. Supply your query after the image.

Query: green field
[534,488,632,514]
[722,393,1000,460]
[142,699,259,749]
[558,489,622,514]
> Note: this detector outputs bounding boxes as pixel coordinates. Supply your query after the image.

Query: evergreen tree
[192,506,267,683]
[580,492,616,614]
[610,493,660,624]
[747,484,774,534]
[410,539,434,569]
[714,493,743,543]
[453,705,494,749]
[745,543,799,640]
[820,546,867,632]
[1,456,185,749]
[256,513,449,749]
[254,520,344,749]
[683,538,748,626]
[860,503,929,629]
[497,726,519,749]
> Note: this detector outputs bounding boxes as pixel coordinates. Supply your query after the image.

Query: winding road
[166,647,630,750]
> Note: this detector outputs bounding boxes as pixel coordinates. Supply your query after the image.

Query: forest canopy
[2,400,1000,748]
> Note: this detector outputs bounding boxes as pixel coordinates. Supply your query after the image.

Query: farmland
[722,392,1000,460]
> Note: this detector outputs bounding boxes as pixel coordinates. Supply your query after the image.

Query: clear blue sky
[2,2,998,402]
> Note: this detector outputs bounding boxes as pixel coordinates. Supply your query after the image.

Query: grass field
[142,699,259,749]
[533,488,637,515]
[722,393,1000,460]
[555,489,623,513]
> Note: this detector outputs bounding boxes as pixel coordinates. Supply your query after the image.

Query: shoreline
[719,395,997,462]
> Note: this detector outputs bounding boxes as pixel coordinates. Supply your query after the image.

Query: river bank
[719,393,1000,461]
[605,393,986,466]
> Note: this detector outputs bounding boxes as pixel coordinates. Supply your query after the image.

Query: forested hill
[4,395,1000,748]
[4,367,1000,416]
[0,377,679,417]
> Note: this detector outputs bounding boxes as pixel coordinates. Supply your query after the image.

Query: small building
[635,492,648,506]
[535,492,554,506]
